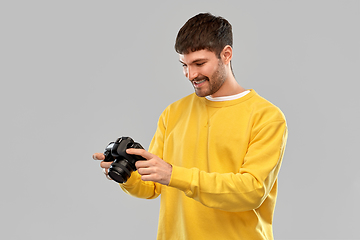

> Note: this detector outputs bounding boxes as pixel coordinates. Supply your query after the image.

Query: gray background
[1,1,359,239]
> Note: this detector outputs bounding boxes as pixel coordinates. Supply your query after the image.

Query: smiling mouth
[192,78,208,87]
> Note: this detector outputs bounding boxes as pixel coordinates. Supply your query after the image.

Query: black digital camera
[103,137,145,183]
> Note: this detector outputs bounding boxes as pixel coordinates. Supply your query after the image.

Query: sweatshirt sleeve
[168,120,288,212]
[119,171,161,199]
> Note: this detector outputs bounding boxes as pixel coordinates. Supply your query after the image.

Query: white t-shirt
[205,90,251,102]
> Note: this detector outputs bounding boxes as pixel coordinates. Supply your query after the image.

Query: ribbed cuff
[168,165,193,192]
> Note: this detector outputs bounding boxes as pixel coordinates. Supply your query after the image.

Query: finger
[137,167,151,176]
[135,159,152,169]
[126,148,153,160]
[103,168,112,180]
[93,153,105,160]
[100,161,112,168]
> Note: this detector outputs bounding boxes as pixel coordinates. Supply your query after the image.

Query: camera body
[103,137,145,183]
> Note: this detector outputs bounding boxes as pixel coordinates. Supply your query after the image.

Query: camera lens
[108,159,134,183]
[103,137,145,183]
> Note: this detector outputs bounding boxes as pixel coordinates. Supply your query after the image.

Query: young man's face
[179,49,227,97]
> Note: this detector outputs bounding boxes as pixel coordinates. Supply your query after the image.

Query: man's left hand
[126,148,172,185]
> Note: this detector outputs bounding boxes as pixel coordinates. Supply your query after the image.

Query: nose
[184,66,198,81]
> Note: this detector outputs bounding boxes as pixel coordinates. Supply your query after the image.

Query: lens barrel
[108,159,134,183]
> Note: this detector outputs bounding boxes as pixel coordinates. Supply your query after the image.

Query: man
[93,13,287,240]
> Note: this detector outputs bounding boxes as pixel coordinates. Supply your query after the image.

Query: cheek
[203,65,216,78]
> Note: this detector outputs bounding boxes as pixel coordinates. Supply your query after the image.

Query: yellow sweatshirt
[120,90,288,240]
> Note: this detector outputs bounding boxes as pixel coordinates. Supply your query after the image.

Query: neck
[210,73,245,98]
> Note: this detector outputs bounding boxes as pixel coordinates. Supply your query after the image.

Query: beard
[193,60,227,97]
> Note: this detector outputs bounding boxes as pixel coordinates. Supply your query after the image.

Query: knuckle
[153,173,160,180]
[149,159,157,166]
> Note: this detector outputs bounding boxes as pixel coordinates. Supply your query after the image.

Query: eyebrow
[179,58,208,66]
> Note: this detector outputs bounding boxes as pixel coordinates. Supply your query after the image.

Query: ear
[221,45,233,65]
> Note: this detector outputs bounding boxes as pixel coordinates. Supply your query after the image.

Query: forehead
[179,49,217,63]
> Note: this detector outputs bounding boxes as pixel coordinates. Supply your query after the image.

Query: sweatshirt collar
[202,89,257,108]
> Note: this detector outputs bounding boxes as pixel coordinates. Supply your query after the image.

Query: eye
[196,62,205,66]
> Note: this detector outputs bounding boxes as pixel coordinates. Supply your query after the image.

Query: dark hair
[175,13,233,58]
